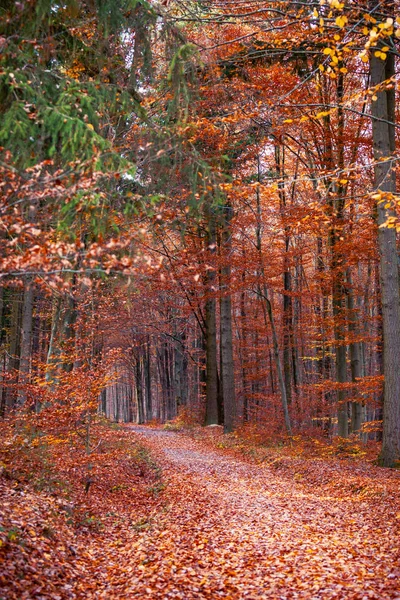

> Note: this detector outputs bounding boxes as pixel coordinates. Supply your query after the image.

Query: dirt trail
[92,426,400,599]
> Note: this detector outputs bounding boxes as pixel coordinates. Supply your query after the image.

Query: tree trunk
[370,33,400,466]
[240,279,249,423]
[16,282,34,407]
[205,211,220,425]
[255,156,292,435]
[259,286,292,436]
[136,355,145,424]
[220,204,236,432]
[6,288,23,412]
[145,337,152,420]
[0,286,5,416]
[346,269,364,435]
[205,291,219,424]
[275,143,293,406]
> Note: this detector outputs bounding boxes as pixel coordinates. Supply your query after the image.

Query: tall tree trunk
[370,30,400,466]
[205,290,219,424]
[136,355,145,424]
[259,286,292,436]
[275,143,293,406]
[0,285,5,416]
[346,269,364,435]
[6,288,23,412]
[240,278,249,423]
[332,72,348,437]
[220,204,236,432]
[255,157,292,435]
[205,211,220,425]
[145,337,152,420]
[16,282,34,407]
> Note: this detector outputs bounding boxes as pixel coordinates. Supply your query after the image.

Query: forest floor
[1,422,400,599]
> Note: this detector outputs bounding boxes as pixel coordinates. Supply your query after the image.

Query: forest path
[95,426,400,599]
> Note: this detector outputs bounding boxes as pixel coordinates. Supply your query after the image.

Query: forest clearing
[2,0,400,597]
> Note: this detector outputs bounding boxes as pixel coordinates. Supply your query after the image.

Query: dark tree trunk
[370,29,400,466]
[17,282,34,407]
[219,204,236,432]
[145,337,152,420]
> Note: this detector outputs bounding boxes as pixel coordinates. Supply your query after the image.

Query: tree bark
[145,337,152,420]
[346,269,364,435]
[136,354,145,424]
[205,214,219,424]
[255,157,292,435]
[16,282,34,407]
[370,33,400,466]
[6,288,23,412]
[220,204,236,432]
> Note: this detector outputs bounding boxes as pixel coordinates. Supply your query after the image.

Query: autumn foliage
[1,0,400,596]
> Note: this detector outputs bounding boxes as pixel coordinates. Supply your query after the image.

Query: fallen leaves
[1,423,400,598]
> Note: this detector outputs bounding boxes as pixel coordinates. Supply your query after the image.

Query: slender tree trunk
[259,286,292,435]
[0,286,5,416]
[136,355,145,424]
[275,143,293,406]
[205,212,220,425]
[346,269,364,435]
[333,72,348,437]
[6,288,23,412]
[46,295,61,384]
[145,337,152,420]
[205,291,219,424]
[220,204,236,432]
[255,157,292,434]
[240,278,249,423]
[16,282,34,407]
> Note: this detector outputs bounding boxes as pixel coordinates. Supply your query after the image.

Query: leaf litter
[1,423,399,599]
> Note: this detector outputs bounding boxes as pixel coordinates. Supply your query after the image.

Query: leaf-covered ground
[1,424,400,599]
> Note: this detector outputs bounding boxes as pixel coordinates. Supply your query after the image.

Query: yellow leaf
[335,15,348,28]
[87,123,94,130]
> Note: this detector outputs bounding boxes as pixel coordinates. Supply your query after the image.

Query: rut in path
[95,426,400,600]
